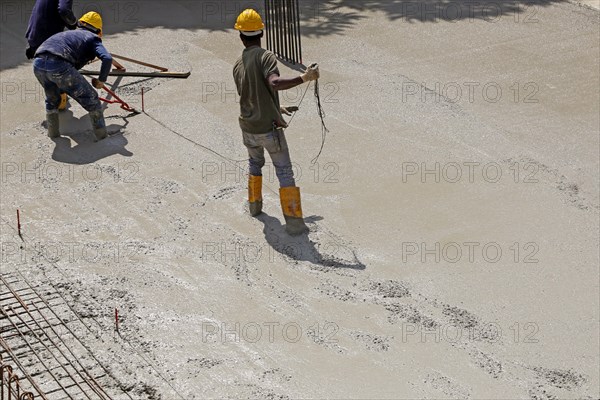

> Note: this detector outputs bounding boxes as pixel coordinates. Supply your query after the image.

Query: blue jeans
[33,55,101,114]
[243,129,296,188]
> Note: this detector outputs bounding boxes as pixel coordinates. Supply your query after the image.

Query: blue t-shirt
[35,29,113,82]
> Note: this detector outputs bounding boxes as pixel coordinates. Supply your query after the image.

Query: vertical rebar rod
[295,0,302,64]
[265,0,271,51]
[277,0,284,59]
[284,0,290,61]
[274,0,278,56]
[290,0,298,63]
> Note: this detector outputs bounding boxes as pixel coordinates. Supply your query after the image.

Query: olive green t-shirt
[233,46,283,134]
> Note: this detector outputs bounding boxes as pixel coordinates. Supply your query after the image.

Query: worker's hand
[301,63,320,82]
[280,106,299,116]
[91,78,105,89]
[25,47,35,60]
[66,23,77,30]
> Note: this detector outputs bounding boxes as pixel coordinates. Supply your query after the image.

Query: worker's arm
[267,74,303,91]
[57,0,77,28]
[267,64,320,91]
[95,42,113,84]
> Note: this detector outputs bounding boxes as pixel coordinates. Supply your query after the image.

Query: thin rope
[285,79,329,164]
[311,79,329,164]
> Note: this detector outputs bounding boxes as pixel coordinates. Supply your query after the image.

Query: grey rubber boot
[46,112,60,138]
[89,110,107,141]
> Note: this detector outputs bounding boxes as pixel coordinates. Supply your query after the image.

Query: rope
[286,79,330,164]
[311,79,330,164]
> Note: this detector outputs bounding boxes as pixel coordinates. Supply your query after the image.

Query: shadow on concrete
[1,0,566,71]
[257,212,366,270]
[300,0,559,36]
[50,112,132,164]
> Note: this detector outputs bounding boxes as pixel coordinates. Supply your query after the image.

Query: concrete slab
[1,0,598,398]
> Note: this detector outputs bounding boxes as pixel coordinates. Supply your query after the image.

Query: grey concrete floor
[1,1,599,398]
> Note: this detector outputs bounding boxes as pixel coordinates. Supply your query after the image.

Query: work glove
[301,63,320,82]
[91,78,105,89]
[66,23,77,30]
[25,47,35,60]
[280,106,299,116]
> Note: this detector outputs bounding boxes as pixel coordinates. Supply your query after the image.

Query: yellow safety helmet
[234,9,265,33]
[79,11,103,35]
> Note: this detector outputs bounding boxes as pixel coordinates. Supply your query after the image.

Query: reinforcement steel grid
[0,272,119,399]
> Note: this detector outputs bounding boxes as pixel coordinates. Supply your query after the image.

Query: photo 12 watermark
[200,161,340,185]
[1,240,156,265]
[201,321,339,344]
[401,242,540,264]
[402,81,539,104]
[400,321,540,344]
[401,161,540,184]
[200,81,340,105]
[1,161,140,185]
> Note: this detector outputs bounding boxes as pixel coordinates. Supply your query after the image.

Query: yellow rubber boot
[280,186,309,236]
[58,93,68,111]
[249,175,263,217]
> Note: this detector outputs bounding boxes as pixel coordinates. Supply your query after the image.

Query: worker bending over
[233,9,320,236]
[33,11,112,141]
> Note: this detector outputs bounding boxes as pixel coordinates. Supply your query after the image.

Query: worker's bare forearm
[268,75,304,91]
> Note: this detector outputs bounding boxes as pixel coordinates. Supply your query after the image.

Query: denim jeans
[33,55,101,113]
[243,129,296,188]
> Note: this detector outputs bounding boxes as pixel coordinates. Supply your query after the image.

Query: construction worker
[33,11,112,141]
[233,9,320,236]
[26,0,77,110]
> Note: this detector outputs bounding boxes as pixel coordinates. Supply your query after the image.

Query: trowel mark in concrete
[196,185,241,207]
[469,349,503,378]
[151,176,183,194]
[385,302,440,330]
[531,366,587,390]
[349,331,393,352]
[503,156,599,211]
[528,385,559,400]
[442,305,479,329]
[259,368,293,384]
[317,280,359,302]
[306,323,347,354]
[362,279,411,299]
[424,371,472,399]
[233,383,290,400]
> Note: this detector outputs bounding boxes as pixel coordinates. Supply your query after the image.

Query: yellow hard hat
[234,9,265,32]
[79,11,103,34]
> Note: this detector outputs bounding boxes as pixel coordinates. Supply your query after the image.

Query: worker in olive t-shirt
[233,9,319,236]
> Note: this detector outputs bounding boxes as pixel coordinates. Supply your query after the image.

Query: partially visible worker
[33,11,112,141]
[233,9,320,236]
[26,0,77,111]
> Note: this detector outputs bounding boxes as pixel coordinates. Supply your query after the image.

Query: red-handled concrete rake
[99,83,140,114]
